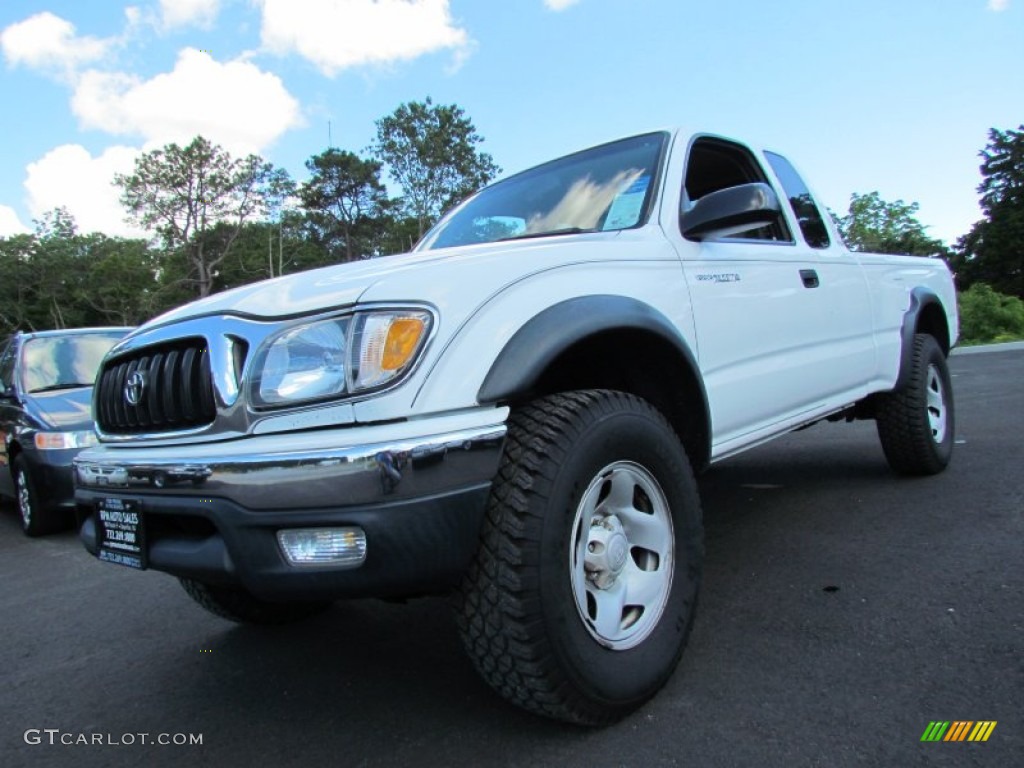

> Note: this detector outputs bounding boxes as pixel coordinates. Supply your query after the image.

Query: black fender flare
[477,294,709,426]
[894,287,948,391]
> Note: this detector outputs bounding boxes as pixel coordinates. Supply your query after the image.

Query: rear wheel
[179,578,331,625]
[455,390,703,725]
[876,333,955,475]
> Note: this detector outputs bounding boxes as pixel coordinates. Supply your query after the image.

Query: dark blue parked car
[0,328,130,536]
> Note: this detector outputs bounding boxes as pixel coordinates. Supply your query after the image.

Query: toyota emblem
[124,371,146,406]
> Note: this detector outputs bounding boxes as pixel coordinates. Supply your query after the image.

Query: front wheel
[876,333,955,475]
[14,457,58,537]
[179,578,331,625]
[455,390,704,725]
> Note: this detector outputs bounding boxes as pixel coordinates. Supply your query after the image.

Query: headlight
[34,431,99,450]
[252,309,432,407]
[255,317,350,406]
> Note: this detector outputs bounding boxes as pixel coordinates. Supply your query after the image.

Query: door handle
[800,269,819,288]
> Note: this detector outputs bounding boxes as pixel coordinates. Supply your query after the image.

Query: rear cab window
[763,152,831,249]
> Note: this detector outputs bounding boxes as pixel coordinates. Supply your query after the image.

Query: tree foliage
[298,149,388,262]
[372,97,499,239]
[952,125,1024,298]
[0,233,42,332]
[115,136,293,298]
[957,283,1024,344]
[0,209,159,334]
[835,191,947,257]
[208,216,333,291]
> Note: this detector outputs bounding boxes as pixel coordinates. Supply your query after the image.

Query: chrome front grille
[96,339,217,435]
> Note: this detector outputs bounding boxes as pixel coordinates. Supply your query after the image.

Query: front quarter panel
[357,231,695,420]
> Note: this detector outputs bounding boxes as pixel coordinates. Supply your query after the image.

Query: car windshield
[20,332,127,394]
[417,132,668,251]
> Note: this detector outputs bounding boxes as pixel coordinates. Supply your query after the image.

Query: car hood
[143,249,449,326]
[138,231,639,329]
[23,387,95,431]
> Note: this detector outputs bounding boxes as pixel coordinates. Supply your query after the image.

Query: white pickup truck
[75,128,958,725]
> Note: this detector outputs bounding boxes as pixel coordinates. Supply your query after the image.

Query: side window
[764,152,831,249]
[683,138,791,242]
[0,341,16,393]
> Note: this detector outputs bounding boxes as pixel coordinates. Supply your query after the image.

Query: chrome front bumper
[74,408,508,511]
[74,408,508,599]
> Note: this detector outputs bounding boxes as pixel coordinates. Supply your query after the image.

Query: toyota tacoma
[75,128,958,725]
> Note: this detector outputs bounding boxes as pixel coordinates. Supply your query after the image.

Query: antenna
[328,120,332,148]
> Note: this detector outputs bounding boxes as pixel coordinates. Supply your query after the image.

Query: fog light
[277,527,367,568]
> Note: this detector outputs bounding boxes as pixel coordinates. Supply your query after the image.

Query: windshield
[417,132,668,251]
[20,332,128,394]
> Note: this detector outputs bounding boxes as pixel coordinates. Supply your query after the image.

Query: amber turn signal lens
[381,318,426,371]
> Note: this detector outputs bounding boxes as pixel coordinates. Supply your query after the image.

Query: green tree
[115,136,293,299]
[836,191,947,257]
[0,233,41,333]
[299,149,388,262]
[0,209,162,333]
[373,210,422,257]
[952,125,1024,298]
[31,208,83,328]
[957,283,1024,344]
[372,97,500,240]
[210,216,333,292]
[35,206,78,240]
[75,234,160,326]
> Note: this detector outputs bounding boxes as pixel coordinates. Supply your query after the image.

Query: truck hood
[140,232,634,328]
[145,250,427,326]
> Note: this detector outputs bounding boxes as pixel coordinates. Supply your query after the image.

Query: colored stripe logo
[921,721,997,742]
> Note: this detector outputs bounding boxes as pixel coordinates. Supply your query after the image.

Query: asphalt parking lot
[1,348,1020,768]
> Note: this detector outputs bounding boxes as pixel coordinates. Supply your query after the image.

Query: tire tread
[455,390,697,725]
[876,333,953,475]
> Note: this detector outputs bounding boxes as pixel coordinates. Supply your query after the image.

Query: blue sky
[0,0,1021,246]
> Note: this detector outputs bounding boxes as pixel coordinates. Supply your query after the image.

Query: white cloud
[987,0,1010,10]
[257,0,470,76]
[24,144,148,238]
[0,12,112,79]
[0,205,31,237]
[544,0,582,10]
[70,49,302,155]
[160,0,221,29]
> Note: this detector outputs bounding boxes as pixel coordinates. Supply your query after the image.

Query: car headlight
[34,430,99,450]
[252,309,432,407]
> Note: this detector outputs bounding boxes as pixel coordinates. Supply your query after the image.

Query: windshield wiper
[497,227,597,243]
[29,382,93,393]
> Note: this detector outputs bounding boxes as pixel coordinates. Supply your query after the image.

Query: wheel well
[916,301,951,355]
[516,329,711,471]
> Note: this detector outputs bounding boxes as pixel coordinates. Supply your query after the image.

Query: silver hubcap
[925,364,947,443]
[17,470,32,527]
[570,461,674,650]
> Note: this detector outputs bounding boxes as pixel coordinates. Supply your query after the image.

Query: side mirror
[681,182,782,240]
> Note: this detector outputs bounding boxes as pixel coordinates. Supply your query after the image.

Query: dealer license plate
[96,498,147,569]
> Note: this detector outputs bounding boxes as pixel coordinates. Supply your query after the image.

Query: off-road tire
[876,333,955,475]
[179,578,331,625]
[455,390,703,726]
